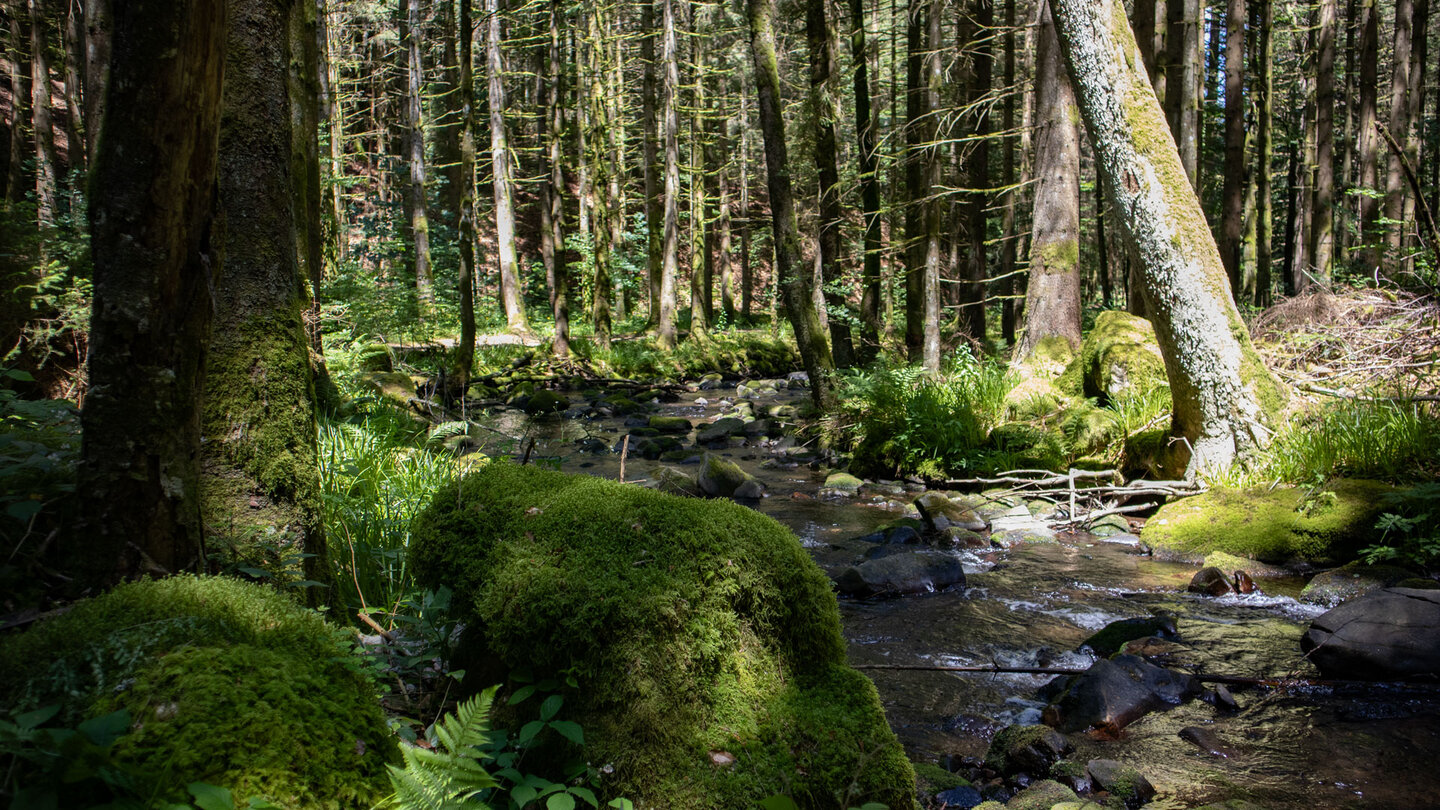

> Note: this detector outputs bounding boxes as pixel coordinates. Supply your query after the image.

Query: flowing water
[471,386,1440,809]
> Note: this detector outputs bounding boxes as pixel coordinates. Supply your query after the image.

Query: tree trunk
[640,0,662,328]
[962,0,992,344]
[1163,0,1199,189]
[903,0,925,360]
[584,0,612,347]
[850,0,881,359]
[1015,0,1080,362]
[487,0,528,332]
[1049,0,1287,479]
[541,0,568,357]
[402,0,434,320]
[738,71,753,319]
[1219,0,1245,294]
[4,7,28,204]
[808,0,854,365]
[457,0,477,378]
[1307,0,1336,287]
[28,0,55,225]
[1355,0,1380,271]
[998,0,1018,345]
[1381,0,1415,269]
[746,0,836,411]
[80,0,226,586]
[61,0,82,171]
[656,0,679,349]
[317,0,347,266]
[1131,0,1164,99]
[81,0,107,165]
[290,0,324,353]
[1254,0,1274,306]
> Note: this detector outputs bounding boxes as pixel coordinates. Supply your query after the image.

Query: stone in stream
[648,415,692,434]
[1079,613,1179,658]
[695,417,746,447]
[1187,566,1236,596]
[1300,587,1440,681]
[1084,759,1155,808]
[1042,653,1202,733]
[998,779,1079,810]
[822,471,865,495]
[1298,560,1419,608]
[1178,725,1239,758]
[696,454,766,500]
[832,549,965,597]
[983,724,1073,776]
[854,520,925,546]
[915,491,988,532]
[933,785,983,808]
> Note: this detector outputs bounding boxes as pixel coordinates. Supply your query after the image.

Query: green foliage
[0,369,79,593]
[0,576,396,809]
[386,687,500,810]
[1254,398,1440,483]
[569,330,801,381]
[407,463,914,809]
[830,350,1019,478]
[1359,484,1440,571]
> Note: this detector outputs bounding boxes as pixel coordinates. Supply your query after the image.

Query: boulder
[521,389,569,415]
[984,724,1073,776]
[822,472,865,495]
[698,454,765,499]
[1004,780,1079,810]
[1079,614,1178,658]
[833,549,966,597]
[1299,561,1419,608]
[620,434,684,459]
[648,415,692,434]
[854,520,925,546]
[1056,310,1167,402]
[1088,514,1132,537]
[1043,654,1202,733]
[408,463,915,809]
[695,417,746,446]
[1084,759,1154,808]
[1300,587,1440,681]
[1188,566,1236,596]
[916,491,988,532]
[1141,479,1394,563]
[359,370,418,408]
[651,466,700,497]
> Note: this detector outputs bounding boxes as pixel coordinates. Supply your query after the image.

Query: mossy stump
[0,576,395,809]
[408,463,915,809]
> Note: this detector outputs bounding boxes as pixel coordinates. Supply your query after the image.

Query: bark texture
[80,0,227,585]
[486,0,528,332]
[1049,0,1287,478]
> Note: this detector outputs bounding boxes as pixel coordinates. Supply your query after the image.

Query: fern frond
[386,686,500,810]
[427,421,473,448]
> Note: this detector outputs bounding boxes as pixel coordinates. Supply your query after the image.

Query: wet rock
[695,417,746,446]
[822,472,865,495]
[1301,587,1440,681]
[741,418,772,437]
[1079,614,1178,658]
[991,529,1059,548]
[1047,759,1091,794]
[1043,654,1202,733]
[855,519,925,546]
[1188,566,1236,596]
[1084,759,1154,808]
[785,371,810,388]
[648,415,692,434]
[942,527,990,548]
[605,396,646,415]
[916,491,988,533]
[1299,561,1419,608]
[1202,551,1290,579]
[620,434,684,459]
[1191,801,1269,810]
[934,785,984,808]
[1208,683,1240,713]
[1178,725,1238,758]
[574,437,609,454]
[521,390,569,415]
[697,373,726,390]
[651,466,699,497]
[984,724,1073,777]
[1095,532,1143,548]
[1233,570,1259,594]
[833,549,965,597]
[1002,779,1078,810]
[1087,514,1131,537]
[1118,636,1189,663]
[697,454,765,499]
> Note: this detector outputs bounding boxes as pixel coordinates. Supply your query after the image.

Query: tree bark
[656,0,679,349]
[540,0,568,358]
[402,0,434,320]
[1049,0,1287,478]
[290,0,324,352]
[959,0,991,344]
[1355,0,1380,271]
[1219,0,1245,294]
[903,0,925,360]
[746,0,836,411]
[1253,0,1273,306]
[80,0,226,586]
[1381,0,1415,269]
[4,7,28,204]
[1015,0,1080,362]
[486,0,528,332]
[1163,0,1199,189]
[998,0,1018,345]
[1307,0,1336,286]
[82,0,107,165]
[808,0,854,365]
[457,0,477,378]
[640,0,662,327]
[849,0,881,359]
[28,0,55,225]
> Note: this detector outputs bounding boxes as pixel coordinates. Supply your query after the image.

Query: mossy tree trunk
[746,0,836,412]
[640,0,662,329]
[457,0,478,379]
[1253,0,1273,306]
[80,0,226,586]
[656,0,680,350]
[807,0,854,367]
[4,9,28,204]
[1048,0,1288,479]
[539,0,568,358]
[28,0,55,226]
[902,0,925,361]
[1355,0,1381,272]
[1015,0,1081,364]
[1307,0,1336,287]
[487,0,529,333]
[1218,0,1245,295]
[961,0,992,345]
[1162,0,1199,189]
[401,0,434,321]
[998,0,1019,345]
[207,0,330,601]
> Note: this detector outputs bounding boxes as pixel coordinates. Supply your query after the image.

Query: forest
[1,0,1439,807]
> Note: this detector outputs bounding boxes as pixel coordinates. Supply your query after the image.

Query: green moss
[1039,238,1081,273]
[1143,479,1395,563]
[0,576,393,808]
[1006,779,1079,810]
[408,463,914,809]
[913,762,970,793]
[1056,312,1167,403]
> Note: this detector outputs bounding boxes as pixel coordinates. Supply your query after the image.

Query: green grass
[1253,397,1440,484]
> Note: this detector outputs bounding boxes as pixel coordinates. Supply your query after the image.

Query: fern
[427,421,473,449]
[387,686,500,810]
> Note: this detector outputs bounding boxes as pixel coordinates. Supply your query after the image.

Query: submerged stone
[697,453,765,499]
[833,549,966,597]
[1044,654,1202,733]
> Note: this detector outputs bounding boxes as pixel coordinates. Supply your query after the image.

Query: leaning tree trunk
[1014,0,1081,363]
[746,0,836,412]
[80,0,226,587]
[205,0,330,602]
[1048,0,1287,479]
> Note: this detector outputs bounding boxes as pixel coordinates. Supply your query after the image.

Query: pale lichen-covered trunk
[656,0,680,350]
[1049,0,1287,479]
[207,0,330,602]
[81,0,226,586]
[1015,0,1081,364]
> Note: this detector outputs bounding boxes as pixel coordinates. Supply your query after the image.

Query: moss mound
[1143,479,1394,563]
[408,463,915,809]
[1057,311,1168,402]
[0,575,395,809]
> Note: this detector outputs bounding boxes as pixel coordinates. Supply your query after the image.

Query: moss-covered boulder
[0,576,394,808]
[359,370,417,408]
[521,389,570,415]
[407,463,915,809]
[1299,560,1420,607]
[1057,311,1168,402]
[1141,480,1395,564]
[697,453,765,499]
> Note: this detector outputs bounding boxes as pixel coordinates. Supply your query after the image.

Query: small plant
[1359,484,1440,571]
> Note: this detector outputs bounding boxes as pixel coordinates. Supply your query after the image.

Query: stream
[466,382,1440,809]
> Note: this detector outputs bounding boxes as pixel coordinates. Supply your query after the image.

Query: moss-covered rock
[1299,560,1420,607]
[1057,311,1168,403]
[1005,779,1080,809]
[697,453,765,499]
[649,415,693,433]
[358,370,417,408]
[0,576,394,808]
[353,342,394,373]
[1141,480,1395,564]
[522,389,570,415]
[407,463,915,809]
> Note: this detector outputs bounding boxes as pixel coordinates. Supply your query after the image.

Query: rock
[1085,760,1154,808]
[621,434,684,460]
[785,371,810,388]
[1080,614,1179,658]
[574,437,609,454]
[1191,801,1270,810]
[1096,532,1143,548]
[984,724,1074,776]
[1299,561,1419,608]
[522,390,570,415]
[1044,654,1202,733]
[916,491,988,533]
[733,478,766,500]
[695,417,746,446]
[833,550,966,597]
[1003,780,1079,810]
[1142,479,1395,563]
[942,527,989,548]
[1087,513,1132,537]
[651,466,699,497]
[1188,566,1236,596]
[1233,570,1258,594]
[359,370,418,408]
[991,529,1059,548]
[1056,310,1167,401]
[697,373,726,390]
[697,454,765,499]
[855,519,925,546]
[1301,587,1440,681]
[823,472,865,495]
[1178,726,1238,758]
[1202,551,1290,579]
[648,415,693,434]
[1208,683,1240,713]
[934,785,984,808]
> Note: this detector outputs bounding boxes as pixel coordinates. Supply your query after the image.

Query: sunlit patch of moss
[408,463,915,809]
